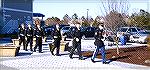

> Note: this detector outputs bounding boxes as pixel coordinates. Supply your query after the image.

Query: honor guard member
[26,24,34,51]
[69,23,84,60]
[51,24,62,56]
[34,25,45,53]
[91,23,107,64]
[19,23,27,51]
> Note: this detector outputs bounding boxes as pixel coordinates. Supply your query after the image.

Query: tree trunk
[115,36,120,55]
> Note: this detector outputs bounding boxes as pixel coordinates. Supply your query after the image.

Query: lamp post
[87,9,89,23]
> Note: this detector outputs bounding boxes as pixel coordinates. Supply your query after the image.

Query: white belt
[27,34,31,36]
[54,36,58,38]
[36,35,41,37]
[20,34,24,36]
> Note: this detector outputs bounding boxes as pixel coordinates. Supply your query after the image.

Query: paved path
[0,40,149,70]
[1,51,149,70]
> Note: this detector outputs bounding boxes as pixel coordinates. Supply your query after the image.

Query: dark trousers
[69,41,82,59]
[52,40,60,55]
[34,37,42,52]
[26,36,33,51]
[19,36,26,50]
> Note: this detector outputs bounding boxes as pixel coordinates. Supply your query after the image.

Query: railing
[1,20,13,34]
[1,20,18,34]
[7,20,18,34]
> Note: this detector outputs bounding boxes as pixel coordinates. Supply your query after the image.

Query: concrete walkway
[1,51,149,70]
[0,40,149,70]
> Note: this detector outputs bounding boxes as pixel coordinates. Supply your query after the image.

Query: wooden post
[60,36,66,52]
[115,36,119,55]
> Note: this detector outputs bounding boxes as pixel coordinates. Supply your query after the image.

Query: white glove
[43,37,46,42]
[18,37,20,39]
[25,37,27,40]
[95,32,97,35]
[64,35,67,37]
[76,38,79,42]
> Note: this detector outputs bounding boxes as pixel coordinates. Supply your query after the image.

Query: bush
[146,35,150,45]
[0,33,18,39]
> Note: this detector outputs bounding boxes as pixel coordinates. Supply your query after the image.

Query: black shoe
[39,51,43,53]
[25,50,28,51]
[30,49,33,51]
[79,58,84,60]
[91,59,95,63]
[51,52,54,55]
[69,55,73,59]
[102,62,108,64]
[55,54,61,56]
[50,51,54,55]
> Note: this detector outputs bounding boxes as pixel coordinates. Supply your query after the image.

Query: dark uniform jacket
[73,29,82,43]
[53,29,62,41]
[94,27,104,46]
[26,27,34,37]
[19,27,26,37]
[35,27,45,38]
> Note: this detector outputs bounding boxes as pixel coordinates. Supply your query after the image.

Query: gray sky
[33,0,150,20]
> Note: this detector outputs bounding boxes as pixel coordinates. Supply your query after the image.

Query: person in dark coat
[19,23,27,51]
[34,25,45,53]
[26,24,34,51]
[91,23,107,64]
[51,24,62,56]
[69,23,84,60]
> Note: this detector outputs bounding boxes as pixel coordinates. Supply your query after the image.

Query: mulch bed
[82,46,150,66]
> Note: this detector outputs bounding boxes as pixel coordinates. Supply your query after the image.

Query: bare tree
[99,0,130,55]
[45,18,52,26]
[81,16,90,26]
[63,14,71,24]
[71,13,79,24]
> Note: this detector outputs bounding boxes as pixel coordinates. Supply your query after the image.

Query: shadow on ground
[17,52,32,56]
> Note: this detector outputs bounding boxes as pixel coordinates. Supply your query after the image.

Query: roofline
[2,8,33,13]
[120,27,140,28]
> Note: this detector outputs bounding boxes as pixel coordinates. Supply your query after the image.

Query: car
[64,26,96,39]
[61,26,71,36]
[44,25,55,36]
[117,27,142,41]
[59,24,70,29]
[45,24,69,36]
[130,31,150,43]
[64,26,77,38]
[81,27,96,39]
[104,30,116,41]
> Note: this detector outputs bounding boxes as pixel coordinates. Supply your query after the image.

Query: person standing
[19,23,27,51]
[34,25,45,53]
[91,23,107,64]
[26,24,34,51]
[51,24,62,56]
[69,23,84,60]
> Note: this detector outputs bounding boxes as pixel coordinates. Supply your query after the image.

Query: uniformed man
[26,24,34,51]
[91,23,107,64]
[51,24,62,56]
[34,25,45,53]
[69,23,84,60]
[19,23,27,51]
